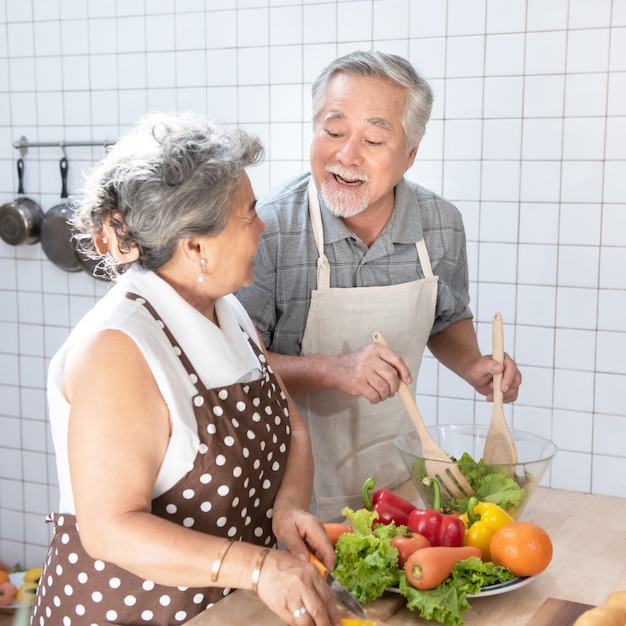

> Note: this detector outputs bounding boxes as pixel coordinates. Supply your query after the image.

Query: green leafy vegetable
[399,557,515,626]
[446,453,528,513]
[333,507,402,603]
[411,452,530,514]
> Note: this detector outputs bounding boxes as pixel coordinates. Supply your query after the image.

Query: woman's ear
[179,236,205,263]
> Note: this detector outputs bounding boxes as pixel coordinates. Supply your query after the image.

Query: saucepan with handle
[0,158,44,246]
[40,157,83,272]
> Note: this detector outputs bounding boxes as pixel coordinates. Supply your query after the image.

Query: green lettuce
[412,452,530,514]
[446,453,529,513]
[332,507,402,603]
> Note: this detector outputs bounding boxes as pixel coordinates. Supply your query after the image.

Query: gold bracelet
[251,548,270,595]
[210,539,235,582]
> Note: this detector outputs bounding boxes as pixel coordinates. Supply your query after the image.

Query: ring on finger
[292,606,307,619]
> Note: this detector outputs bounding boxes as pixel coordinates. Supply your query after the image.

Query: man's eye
[325,130,341,138]
[366,140,383,146]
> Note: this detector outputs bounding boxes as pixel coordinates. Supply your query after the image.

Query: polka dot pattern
[32,293,291,626]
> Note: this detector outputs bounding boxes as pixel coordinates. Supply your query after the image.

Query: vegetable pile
[329,478,550,626]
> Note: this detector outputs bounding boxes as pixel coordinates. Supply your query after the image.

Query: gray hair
[311,51,434,150]
[73,111,264,277]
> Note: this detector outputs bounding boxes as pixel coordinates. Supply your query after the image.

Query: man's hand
[330,344,413,403]
[466,352,521,402]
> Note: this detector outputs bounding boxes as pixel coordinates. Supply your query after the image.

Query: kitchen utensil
[525,597,595,626]
[483,312,518,466]
[308,553,367,619]
[41,158,83,272]
[372,331,473,499]
[0,158,44,245]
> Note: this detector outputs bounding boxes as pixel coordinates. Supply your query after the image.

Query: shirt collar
[316,177,423,246]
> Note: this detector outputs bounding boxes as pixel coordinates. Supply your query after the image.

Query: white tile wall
[1,0,625,570]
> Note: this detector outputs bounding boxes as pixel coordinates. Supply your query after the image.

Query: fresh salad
[333,507,515,626]
[410,452,531,515]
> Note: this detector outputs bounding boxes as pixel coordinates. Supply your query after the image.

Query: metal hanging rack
[13,136,114,157]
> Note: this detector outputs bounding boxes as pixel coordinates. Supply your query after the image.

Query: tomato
[390,533,431,567]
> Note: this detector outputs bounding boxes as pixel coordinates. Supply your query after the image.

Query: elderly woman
[31,112,341,626]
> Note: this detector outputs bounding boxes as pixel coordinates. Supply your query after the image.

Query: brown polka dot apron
[31,293,291,626]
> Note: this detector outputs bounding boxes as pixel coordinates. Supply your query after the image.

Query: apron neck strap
[307,177,331,289]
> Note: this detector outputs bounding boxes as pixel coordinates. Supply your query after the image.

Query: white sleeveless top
[47,267,263,514]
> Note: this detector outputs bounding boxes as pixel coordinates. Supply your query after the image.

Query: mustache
[326,165,369,183]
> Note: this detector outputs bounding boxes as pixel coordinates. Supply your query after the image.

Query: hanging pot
[41,157,83,272]
[0,158,44,245]
[73,246,109,281]
[41,203,83,272]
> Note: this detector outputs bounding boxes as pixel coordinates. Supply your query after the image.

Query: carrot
[323,522,352,547]
[404,545,482,590]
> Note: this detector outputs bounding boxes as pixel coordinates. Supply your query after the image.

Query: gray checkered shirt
[236,172,473,356]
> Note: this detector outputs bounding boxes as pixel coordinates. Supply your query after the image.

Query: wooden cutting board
[182,590,405,626]
[525,597,595,626]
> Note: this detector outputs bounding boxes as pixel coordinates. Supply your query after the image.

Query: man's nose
[336,136,364,166]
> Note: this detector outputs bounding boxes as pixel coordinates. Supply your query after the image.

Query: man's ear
[406,145,419,171]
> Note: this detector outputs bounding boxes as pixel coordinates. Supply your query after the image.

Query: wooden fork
[372,331,474,500]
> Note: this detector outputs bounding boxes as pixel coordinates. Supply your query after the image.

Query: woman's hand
[273,505,337,573]
[255,548,342,626]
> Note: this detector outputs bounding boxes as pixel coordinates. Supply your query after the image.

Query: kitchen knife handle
[308,552,328,578]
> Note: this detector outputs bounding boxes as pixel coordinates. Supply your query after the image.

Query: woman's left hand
[273,506,337,571]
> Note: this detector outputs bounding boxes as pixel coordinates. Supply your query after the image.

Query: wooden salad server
[483,312,518,466]
[372,331,473,499]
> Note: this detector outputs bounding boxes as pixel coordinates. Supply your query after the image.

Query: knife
[308,552,367,619]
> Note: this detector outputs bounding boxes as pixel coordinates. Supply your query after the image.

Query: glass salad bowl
[394,424,557,519]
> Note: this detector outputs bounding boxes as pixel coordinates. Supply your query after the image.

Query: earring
[198,258,206,283]
[102,237,108,244]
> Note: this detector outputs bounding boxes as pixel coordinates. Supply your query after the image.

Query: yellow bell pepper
[459,497,514,561]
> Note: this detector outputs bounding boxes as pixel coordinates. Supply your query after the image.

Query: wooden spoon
[372,331,473,499]
[483,312,518,465]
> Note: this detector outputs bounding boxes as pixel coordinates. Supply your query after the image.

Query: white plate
[387,575,534,598]
[467,575,533,598]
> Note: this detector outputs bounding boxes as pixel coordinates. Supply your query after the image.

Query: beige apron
[296,179,438,521]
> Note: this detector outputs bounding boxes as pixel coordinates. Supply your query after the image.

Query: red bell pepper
[407,477,465,547]
[361,477,416,526]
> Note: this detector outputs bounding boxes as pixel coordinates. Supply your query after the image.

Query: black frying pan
[0,158,44,245]
[41,157,82,272]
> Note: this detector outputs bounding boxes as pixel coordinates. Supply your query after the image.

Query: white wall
[1,0,625,569]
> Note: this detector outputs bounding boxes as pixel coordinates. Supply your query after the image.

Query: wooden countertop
[2,486,624,626]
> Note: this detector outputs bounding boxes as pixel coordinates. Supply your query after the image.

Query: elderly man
[236,51,522,521]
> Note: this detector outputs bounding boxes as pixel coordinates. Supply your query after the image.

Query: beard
[319,167,370,218]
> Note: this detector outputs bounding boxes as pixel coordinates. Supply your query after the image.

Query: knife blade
[308,552,367,619]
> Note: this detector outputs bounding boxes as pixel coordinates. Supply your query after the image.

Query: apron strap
[307,176,434,285]
[416,239,433,278]
[307,178,331,289]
